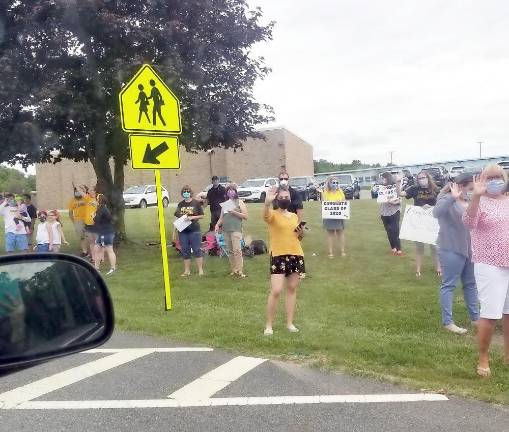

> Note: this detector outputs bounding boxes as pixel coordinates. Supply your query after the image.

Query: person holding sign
[215,184,249,278]
[463,165,509,377]
[433,173,478,335]
[378,172,403,256]
[174,185,205,277]
[399,170,441,277]
[321,176,346,258]
[263,186,305,336]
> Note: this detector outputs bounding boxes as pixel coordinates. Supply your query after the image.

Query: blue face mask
[182,192,191,199]
[486,179,506,196]
[330,183,338,190]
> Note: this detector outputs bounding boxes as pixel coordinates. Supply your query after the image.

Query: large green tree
[0,0,273,238]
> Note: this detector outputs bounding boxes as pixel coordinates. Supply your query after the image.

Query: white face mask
[279,179,288,187]
[418,178,429,187]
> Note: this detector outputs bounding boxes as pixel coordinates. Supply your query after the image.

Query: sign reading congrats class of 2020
[322,201,350,219]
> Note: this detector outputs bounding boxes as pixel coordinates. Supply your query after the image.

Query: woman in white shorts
[463,164,509,377]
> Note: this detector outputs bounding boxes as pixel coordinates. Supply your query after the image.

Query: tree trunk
[89,132,128,241]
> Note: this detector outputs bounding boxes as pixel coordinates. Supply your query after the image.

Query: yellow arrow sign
[119,64,182,134]
[129,135,181,170]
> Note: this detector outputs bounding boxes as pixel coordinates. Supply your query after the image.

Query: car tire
[162,198,169,208]
[259,193,266,203]
[139,199,147,209]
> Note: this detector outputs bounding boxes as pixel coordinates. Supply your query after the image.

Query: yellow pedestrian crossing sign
[119,64,182,134]
[129,135,181,170]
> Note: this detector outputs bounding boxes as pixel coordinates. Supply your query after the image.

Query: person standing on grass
[46,210,68,253]
[83,186,98,260]
[379,172,403,256]
[68,187,89,257]
[206,176,226,232]
[215,183,249,277]
[398,170,441,277]
[263,186,305,336]
[34,211,53,252]
[321,176,347,258]
[93,194,117,275]
[22,194,37,246]
[463,165,509,378]
[433,173,479,335]
[174,185,205,277]
[0,194,31,254]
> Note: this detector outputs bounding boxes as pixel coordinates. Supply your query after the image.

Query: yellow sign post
[119,64,182,310]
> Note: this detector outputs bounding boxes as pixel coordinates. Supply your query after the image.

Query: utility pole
[389,151,394,165]
[478,141,483,159]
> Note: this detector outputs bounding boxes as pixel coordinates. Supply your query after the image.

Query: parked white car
[123,185,170,208]
[237,177,279,202]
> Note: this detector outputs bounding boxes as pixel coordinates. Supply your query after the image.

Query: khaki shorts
[73,221,86,240]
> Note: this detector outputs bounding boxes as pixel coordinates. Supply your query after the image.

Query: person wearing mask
[23,194,37,246]
[47,210,68,252]
[321,176,347,258]
[206,176,226,232]
[378,172,403,256]
[399,170,441,277]
[433,173,479,334]
[278,171,304,222]
[463,165,509,377]
[215,184,249,277]
[263,186,305,336]
[68,186,89,257]
[93,194,117,275]
[175,186,205,277]
[0,194,31,253]
[34,211,53,252]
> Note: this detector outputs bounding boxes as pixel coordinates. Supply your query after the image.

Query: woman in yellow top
[263,186,305,336]
[321,176,346,258]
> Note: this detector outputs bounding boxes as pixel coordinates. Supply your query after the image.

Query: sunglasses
[331,181,339,185]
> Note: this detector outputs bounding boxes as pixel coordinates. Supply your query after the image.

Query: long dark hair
[381,172,395,185]
[417,170,439,193]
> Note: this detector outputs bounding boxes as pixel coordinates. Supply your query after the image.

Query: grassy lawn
[4,199,509,404]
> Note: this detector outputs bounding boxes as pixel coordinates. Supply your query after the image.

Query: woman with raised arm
[463,164,509,377]
[263,186,305,336]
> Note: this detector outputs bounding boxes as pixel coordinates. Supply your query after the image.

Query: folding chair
[215,233,229,258]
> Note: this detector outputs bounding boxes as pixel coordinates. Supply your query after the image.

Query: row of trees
[314,159,382,173]
[0,0,274,239]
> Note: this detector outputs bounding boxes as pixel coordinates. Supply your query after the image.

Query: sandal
[476,366,491,378]
[415,272,421,278]
[328,254,334,259]
[180,272,191,277]
[237,273,247,278]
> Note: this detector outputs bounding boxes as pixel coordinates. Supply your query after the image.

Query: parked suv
[123,185,170,208]
[288,176,319,201]
[237,177,278,202]
[448,166,465,180]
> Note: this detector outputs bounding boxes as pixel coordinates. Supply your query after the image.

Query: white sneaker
[287,324,299,333]
[264,327,273,336]
[105,268,116,276]
[444,323,467,334]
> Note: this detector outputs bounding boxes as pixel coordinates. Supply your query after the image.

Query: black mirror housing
[0,253,114,370]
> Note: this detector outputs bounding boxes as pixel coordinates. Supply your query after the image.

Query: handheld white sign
[322,201,350,220]
[377,185,397,203]
[399,205,439,245]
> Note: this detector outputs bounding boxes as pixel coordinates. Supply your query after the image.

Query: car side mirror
[0,254,114,370]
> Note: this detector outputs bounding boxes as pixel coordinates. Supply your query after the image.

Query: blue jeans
[179,230,203,259]
[438,249,479,325]
[36,243,50,252]
[5,232,29,252]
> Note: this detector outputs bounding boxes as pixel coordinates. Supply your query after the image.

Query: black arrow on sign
[143,141,169,164]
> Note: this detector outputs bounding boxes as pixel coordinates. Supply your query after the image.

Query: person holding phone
[263,186,305,336]
[321,176,346,258]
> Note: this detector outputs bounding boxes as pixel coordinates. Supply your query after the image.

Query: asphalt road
[0,331,507,431]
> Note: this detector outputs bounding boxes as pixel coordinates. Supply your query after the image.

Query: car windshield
[124,186,146,194]
[240,180,265,188]
[336,175,353,185]
[289,178,307,186]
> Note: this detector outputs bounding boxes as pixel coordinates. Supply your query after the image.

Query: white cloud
[249,0,509,165]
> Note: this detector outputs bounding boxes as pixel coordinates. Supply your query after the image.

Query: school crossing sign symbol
[119,64,182,135]
[119,64,182,311]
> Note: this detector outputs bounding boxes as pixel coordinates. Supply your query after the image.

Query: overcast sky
[249,0,509,166]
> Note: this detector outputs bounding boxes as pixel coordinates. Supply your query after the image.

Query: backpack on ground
[250,240,267,255]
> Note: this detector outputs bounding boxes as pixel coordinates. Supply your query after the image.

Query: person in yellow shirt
[263,186,305,336]
[321,176,347,258]
[68,188,89,256]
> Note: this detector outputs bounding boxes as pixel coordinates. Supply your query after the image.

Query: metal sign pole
[154,169,172,310]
